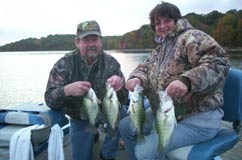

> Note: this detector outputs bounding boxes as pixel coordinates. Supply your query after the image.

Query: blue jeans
[70,105,128,160]
[119,108,220,160]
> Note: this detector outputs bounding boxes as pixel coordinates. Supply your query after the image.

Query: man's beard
[85,46,99,59]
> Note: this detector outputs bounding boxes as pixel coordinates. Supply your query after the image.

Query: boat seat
[0,103,70,159]
[167,68,242,160]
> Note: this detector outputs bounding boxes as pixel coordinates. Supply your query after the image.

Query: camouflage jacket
[45,49,128,119]
[129,19,230,120]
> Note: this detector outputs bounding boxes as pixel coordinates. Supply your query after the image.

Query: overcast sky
[0,0,241,46]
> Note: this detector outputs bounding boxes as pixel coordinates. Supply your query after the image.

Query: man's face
[76,35,102,60]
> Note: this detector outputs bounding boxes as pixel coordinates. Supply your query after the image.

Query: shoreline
[113,48,152,53]
[114,48,242,53]
[0,48,242,53]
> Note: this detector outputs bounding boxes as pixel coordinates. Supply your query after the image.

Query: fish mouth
[108,93,113,99]
[164,107,172,113]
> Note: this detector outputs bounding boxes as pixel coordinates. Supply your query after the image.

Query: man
[45,20,128,160]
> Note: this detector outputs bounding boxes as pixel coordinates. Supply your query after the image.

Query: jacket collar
[155,19,194,44]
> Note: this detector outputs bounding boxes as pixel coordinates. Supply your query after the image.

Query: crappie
[102,83,120,132]
[82,88,101,133]
[128,85,145,142]
[155,90,177,152]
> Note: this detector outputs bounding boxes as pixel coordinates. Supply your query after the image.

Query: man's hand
[107,75,123,91]
[64,81,91,96]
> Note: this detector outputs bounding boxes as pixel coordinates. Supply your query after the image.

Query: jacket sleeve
[44,58,71,110]
[181,31,230,94]
[128,48,159,90]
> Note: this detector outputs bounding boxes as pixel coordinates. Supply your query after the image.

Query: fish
[128,84,146,143]
[155,90,177,153]
[82,88,101,133]
[102,83,120,135]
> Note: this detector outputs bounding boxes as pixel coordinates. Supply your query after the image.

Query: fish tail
[157,143,164,153]
[85,124,97,134]
[157,144,166,158]
[137,133,145,144]
[106,128,116,138]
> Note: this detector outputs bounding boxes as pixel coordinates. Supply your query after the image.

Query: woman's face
[154,16,176,38]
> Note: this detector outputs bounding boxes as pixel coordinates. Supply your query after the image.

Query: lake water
[0,51,241,108]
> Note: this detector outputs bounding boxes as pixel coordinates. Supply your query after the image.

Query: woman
[119,2,229,160]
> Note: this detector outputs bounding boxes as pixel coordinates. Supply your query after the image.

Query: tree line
[0,9,242,52]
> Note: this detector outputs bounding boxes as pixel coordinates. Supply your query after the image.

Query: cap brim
[78,31,101,39]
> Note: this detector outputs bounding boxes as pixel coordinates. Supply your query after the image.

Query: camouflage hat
[76,20,102,39]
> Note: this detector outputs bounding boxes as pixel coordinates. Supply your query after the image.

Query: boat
[0,102,71,160]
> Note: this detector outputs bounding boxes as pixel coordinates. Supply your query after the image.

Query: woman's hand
[166,80,188,97]
[125,78,141,91]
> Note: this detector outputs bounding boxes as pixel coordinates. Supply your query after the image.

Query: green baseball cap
[76,20,102,39]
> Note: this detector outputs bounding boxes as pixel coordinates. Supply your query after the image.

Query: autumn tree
[235,19,242,46]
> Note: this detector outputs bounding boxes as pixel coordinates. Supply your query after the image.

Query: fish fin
[118,101,121,109]
[117,111,120,122]
[101,111,108,123]
[85,124,97,134]
[127,106,130,114]
[152,121,156,131]
[95,111,102,123]
[80,108,87,120]
[174,119,178,127]
[113,113,120,131]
